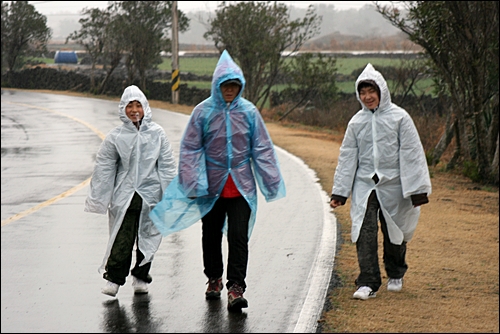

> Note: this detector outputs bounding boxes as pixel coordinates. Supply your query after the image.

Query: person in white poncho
[84,85,177,297]
[330,63,431,300]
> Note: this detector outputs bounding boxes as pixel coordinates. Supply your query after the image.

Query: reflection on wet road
[101,295,163,333]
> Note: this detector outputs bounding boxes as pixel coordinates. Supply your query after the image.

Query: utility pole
[171,0,179,104]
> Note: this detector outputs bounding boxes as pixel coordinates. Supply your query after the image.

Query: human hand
[330,199,343,209]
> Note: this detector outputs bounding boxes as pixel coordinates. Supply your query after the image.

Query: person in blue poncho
[149,50,286,312]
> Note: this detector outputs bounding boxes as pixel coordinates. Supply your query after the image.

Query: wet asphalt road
[1,89,337,333]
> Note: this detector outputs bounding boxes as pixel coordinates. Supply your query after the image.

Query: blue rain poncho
[332,63,432,244]
[150,50,286,238]
[85,85,177,271]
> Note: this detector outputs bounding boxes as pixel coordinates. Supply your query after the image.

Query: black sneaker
[205,277,223,300]
[227,283,248,312]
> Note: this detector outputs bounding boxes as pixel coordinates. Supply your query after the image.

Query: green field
[159,56,409,76]
[32,55,417,77]
[169,58,218,76]
[162,56,431,94]
[32,55,432,94]
[334,56,406,75]
[31,57,54,64]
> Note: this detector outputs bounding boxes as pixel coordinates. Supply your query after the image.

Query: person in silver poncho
[330,63,431,300]
[85,85,177,297]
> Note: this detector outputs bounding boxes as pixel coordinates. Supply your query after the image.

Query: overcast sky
[28,1,385,15]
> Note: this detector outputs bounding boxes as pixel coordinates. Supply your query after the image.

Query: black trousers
[104,192,152,286]
[201,196,251,291]
[355,190,408,292]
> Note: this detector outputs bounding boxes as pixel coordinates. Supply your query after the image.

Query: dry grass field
[8,90,499,333]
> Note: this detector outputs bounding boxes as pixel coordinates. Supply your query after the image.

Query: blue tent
[54,51,78,64]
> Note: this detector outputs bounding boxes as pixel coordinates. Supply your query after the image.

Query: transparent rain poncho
[332,64,432,244]
[150,50,286,238]
[85,85,177,271]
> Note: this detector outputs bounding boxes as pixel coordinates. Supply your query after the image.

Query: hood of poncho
[118,85,152,124]
[355,63,392,111]
[211,50,246,105]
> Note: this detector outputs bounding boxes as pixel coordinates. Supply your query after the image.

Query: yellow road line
[1,101,105,226]
[1,179,90,226]
[7,102,106,140]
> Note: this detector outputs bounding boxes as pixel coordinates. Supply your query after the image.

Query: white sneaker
[102,281,120,297]
[132,276,149,294]
[353,286,376,300]
[387,278,403,292]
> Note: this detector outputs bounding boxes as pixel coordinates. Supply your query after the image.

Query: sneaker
[227,283,248,312]
[132,276,149,294]
[102,280,120,297]
[353,286,376,300]
[387,278,403,292]
[205,277,223,300]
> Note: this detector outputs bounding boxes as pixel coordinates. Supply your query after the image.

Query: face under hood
[211,50,246,104]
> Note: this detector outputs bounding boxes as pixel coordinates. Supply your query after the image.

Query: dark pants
[201,196,251,291]
[355,190,408,292]
[104,192,152,286]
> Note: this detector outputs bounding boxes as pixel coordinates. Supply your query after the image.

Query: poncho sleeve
[177,110,209,198]
[332,121,359,198]
[84,136,118,214]
[251,109,286,202]
[398,114,432,199]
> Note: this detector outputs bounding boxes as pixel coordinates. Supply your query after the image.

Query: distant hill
[49,3,409,52]
[303,31,422,52]
[180,3,402,45]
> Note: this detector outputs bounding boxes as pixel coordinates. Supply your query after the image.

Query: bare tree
[111,1,189,92]
[95,11,128,95]
[1,1,51,72]
[204,1,321,110]
[279,52,338,121]
[66,7,112,92]
[376,1,499,184]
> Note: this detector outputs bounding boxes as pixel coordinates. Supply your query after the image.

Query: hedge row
[1,66,211,106]
[1,66,447,119]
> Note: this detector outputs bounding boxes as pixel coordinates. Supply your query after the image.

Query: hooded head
[211,50,246,104]
[355,63,391,111]
[118,85,152,125]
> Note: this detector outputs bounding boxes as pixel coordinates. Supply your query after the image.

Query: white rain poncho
[150,50,286,238]
[332,63,432,244]
[84,85,177,271]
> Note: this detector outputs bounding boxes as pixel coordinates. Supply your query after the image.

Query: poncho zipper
[371,110,379,180]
